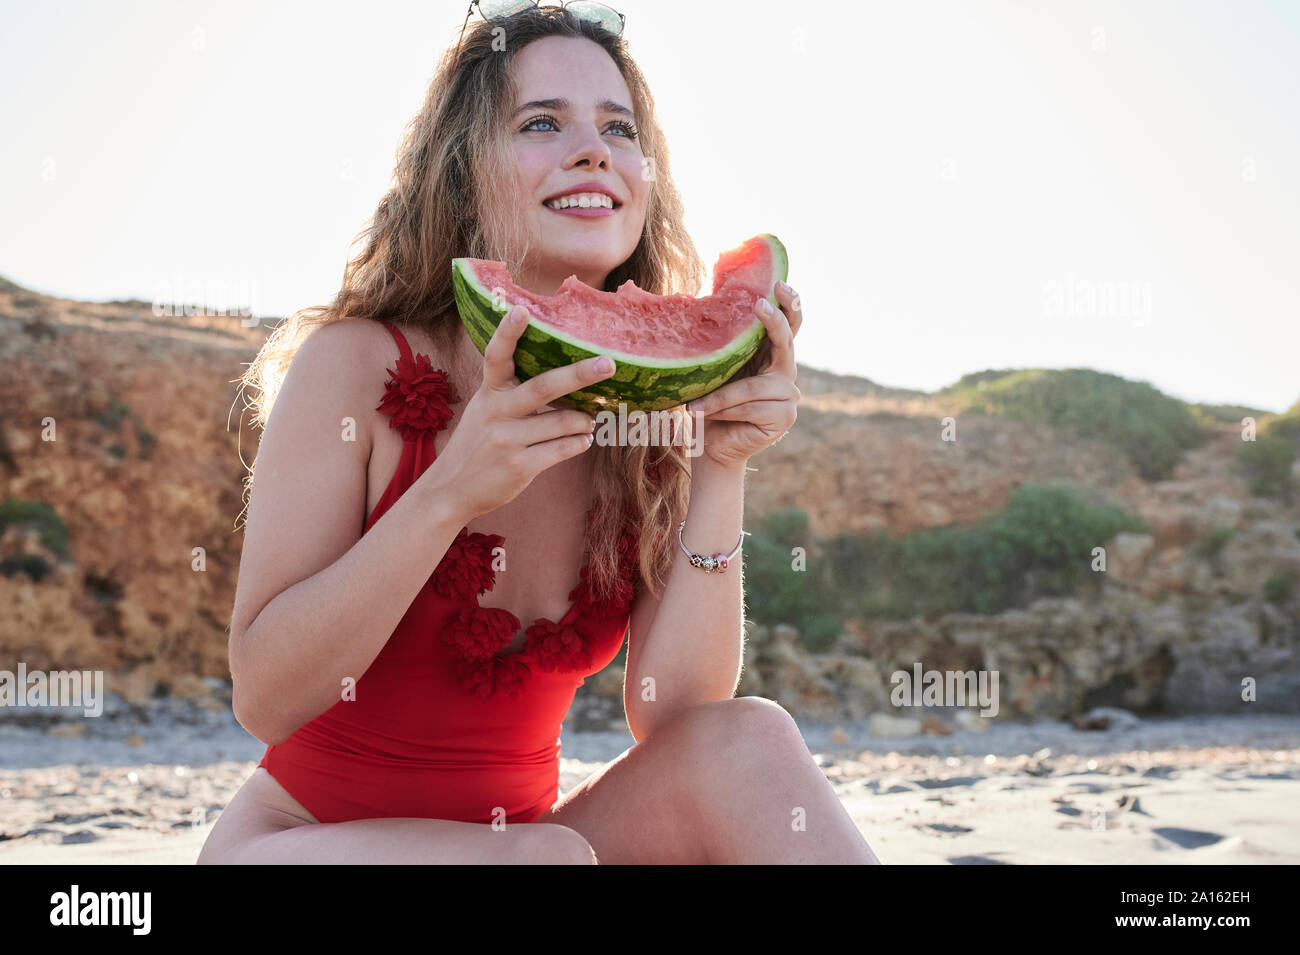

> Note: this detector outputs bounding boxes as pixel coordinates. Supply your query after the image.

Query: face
[508,36,650,296]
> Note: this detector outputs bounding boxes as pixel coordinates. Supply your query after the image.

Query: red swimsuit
[257,321,637,825]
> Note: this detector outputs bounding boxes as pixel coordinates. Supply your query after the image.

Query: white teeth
[546,193,614,210]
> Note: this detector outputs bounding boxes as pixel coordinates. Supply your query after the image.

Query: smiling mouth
[542,195,621,211]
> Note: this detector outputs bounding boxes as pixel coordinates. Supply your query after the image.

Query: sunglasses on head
[456,1,626,56]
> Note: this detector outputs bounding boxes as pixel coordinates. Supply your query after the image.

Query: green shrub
[1236,403,1300,501]
[1264,574,1294,604]
[799,615,843,652]
[0,499,69,557]
[938,369,1022,394]
[1194,527,1235,560]
[1192,403,1273,426]
[744,486,1150,638]
[1265,399,1300,441]
[94,397,132,431]
[743,507,842,651]
[1235,434,1295,500]
[821,529,901,610]
[943,368,1211,481]
[93,397,156,460]
[853,484,1147,619]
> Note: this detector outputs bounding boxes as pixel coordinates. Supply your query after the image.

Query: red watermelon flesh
[451,233,789,413]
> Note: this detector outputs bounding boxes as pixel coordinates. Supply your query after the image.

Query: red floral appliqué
[441,605,520,662]
[525,619,592,673]
[430,529,505,600]
[369,336,640,702]
[376,350,460,443]
[455,652,533,701]
[428,500,641,700]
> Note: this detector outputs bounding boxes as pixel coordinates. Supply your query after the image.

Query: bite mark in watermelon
[451,234,789,414]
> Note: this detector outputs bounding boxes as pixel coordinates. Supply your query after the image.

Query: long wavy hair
[234,8,710,602]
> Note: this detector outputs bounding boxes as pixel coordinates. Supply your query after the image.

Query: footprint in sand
[915,776,983,790]
[1152,827,1224,849]
[1115,794,1150,816]
[918,823,974,836]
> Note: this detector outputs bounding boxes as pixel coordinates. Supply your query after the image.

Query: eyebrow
[512,97,634,119]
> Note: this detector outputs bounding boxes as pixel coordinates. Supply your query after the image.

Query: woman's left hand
[685,281,802,471]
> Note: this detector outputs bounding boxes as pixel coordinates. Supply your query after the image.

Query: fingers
[773,281,803,338]
[483,304,531,391]
[510,351,617,417]
[687,375,799,418]
[752,292,798,380]
[512,408,596,448]
[523,424,597,472]
[482,303,618,414]
[694,399,795,426]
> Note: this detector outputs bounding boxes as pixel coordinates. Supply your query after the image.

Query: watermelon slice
[451,234,788,414]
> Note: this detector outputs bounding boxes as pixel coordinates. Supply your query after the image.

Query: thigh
[197,768,594,865]
[541,696,800,865]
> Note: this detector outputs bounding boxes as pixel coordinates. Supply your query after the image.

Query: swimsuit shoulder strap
[379,320,414,363]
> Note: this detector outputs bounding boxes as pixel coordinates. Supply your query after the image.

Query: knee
[195,813,240,865]
[694,695,800,740]
[728,695,800,732]
[668,696,804,765]
[196,827,240,865]
[523,824,597,865]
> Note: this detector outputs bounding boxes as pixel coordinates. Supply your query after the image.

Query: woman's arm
[622,283,803,742]
[233,463,468,746]
[229,324,470,745]
[623,457,749,743]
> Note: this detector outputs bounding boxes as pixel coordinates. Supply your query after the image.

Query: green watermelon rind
[451,234,788,415]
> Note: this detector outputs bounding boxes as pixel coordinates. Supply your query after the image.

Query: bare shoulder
[328,318,451,370]
[299,316,446,401]
[290,319,395,442]
[302,316,391,367]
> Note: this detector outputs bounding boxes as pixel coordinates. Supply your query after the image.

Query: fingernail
[595,356,615,373]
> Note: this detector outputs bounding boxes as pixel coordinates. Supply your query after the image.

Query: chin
[545,252,624,281]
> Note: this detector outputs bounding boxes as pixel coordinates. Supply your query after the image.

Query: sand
[2,702,1297,864]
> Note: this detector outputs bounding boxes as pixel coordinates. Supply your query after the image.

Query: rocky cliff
[2,278,1297,724]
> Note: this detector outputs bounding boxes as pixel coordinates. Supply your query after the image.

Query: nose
[566,120,612,169]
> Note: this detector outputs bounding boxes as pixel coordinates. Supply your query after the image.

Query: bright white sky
[3,0,1297,412]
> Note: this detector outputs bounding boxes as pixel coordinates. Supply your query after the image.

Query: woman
[199,5,879,864]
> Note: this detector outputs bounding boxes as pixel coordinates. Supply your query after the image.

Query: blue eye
[520,114,638,140]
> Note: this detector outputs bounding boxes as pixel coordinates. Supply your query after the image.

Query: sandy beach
[1,699,1297,865]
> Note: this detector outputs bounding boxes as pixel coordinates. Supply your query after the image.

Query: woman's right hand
[429,305,617,521]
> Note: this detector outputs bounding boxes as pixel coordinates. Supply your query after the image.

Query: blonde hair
[234,8,710,602]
